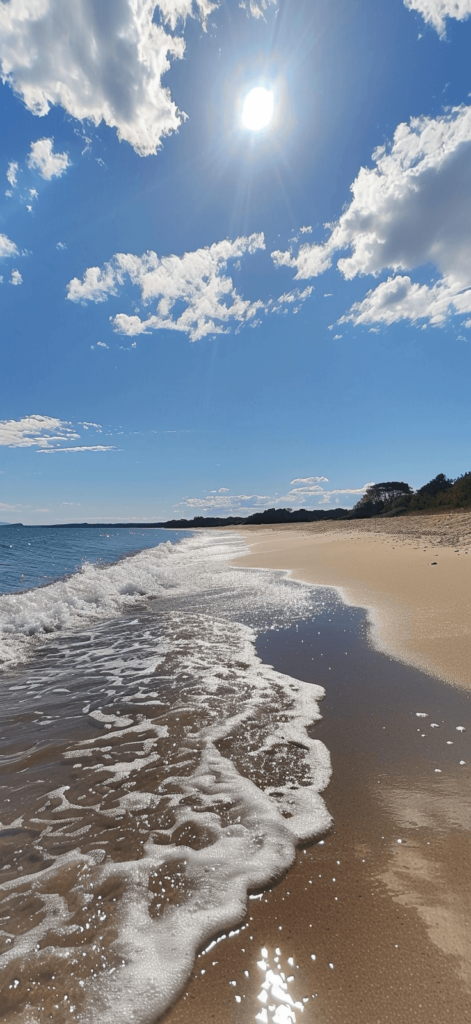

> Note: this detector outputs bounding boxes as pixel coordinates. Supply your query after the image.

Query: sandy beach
[164,512,471,1024]
[234,510,471,691]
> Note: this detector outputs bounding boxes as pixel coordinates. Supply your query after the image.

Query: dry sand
[163,512,471,1024]
[232,509,471,691]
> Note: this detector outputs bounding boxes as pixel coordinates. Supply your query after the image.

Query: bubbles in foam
[0,532,334,670]
[0,532,334,1023]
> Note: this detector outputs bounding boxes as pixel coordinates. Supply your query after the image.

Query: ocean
[0,527,335,1024]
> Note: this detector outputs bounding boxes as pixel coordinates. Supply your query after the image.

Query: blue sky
[1,0,471,523]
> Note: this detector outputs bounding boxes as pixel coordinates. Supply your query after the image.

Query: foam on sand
[0,534,333,1023]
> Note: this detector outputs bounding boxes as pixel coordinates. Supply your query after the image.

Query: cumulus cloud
[181,493,272,515]
[10,268,22,285]
[272,105,471,328]
[6,160,18,187]
[0,233,18,259]
[181,479,374,515]
[27,137,70,180]
[404,0,471,36]
[0,414,80,448]
[67,233,266,341]
[0,0,217,157]
[281,481,374,503]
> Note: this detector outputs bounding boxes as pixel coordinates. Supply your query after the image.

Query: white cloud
[10,268,22,285]
[96,341,109,348]
[272,105,471,328]
[290,476,329,485]
[299,225,312,234]
[6,160,18,187]
[271,285,313,315]
[218,487,230,492]
[404,0,471,36]
[239,0,277,17]
[0,1,217,157]
[156,0,217,29]
[281,481,375,505]
[0,233,18,259]
[180,479,374,515]
[181,493,272,515]
[37,445,119,452]
[0,414,80,448]
[79,421,103,430]
[27,137,70,180]
[67,233,266,341]
[338,274,470,327]
[56,241,67,250]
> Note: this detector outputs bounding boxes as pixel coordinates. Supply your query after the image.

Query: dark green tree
[352,481,413,517]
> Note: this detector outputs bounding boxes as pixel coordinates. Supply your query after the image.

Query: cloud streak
[67,233,266,341]
[37,445,119,453]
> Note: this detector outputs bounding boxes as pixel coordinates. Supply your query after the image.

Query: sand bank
[232,510,471,690]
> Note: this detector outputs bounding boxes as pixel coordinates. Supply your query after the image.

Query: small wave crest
[0,532,330,670]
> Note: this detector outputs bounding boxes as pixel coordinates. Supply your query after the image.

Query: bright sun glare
[241,87,274,131]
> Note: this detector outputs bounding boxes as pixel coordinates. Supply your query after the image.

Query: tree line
[157,471,471,527]
[350,472,471,518]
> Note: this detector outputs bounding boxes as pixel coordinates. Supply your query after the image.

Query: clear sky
[1,0,470,524]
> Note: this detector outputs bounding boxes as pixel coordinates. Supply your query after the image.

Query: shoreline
[164,602,471,1024]
[230,512,471,691]
[163,517,471,1024]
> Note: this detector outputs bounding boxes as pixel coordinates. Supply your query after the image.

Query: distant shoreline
[2,505,471,529]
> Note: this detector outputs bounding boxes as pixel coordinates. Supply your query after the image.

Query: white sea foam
[0,532,324,670]
[0,533,334,1023]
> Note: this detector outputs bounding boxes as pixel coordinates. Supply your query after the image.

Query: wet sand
[233,512,471,690]
[163,515,471,1023]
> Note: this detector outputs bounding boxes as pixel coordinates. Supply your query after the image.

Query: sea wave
[0,532,326,670]
[0,532,334,1023]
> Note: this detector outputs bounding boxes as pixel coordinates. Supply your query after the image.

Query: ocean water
[0,525,191,595]
[0,529,334,1024]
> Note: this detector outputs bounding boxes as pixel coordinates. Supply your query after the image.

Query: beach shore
[233,510,471,691]
[164,512,471,1024]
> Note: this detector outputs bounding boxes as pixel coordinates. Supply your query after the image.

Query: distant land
[2,471,469,528]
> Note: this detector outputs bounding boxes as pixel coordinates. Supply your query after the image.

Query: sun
[241,87,274,131]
